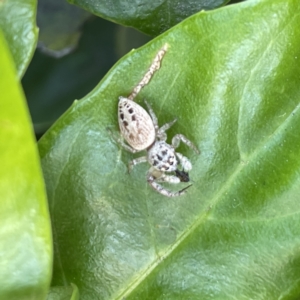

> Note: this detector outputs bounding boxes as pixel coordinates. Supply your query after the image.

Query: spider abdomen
[118,97,155,151]
[148,141,177,172]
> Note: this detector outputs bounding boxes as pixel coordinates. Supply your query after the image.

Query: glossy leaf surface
[69,0,230,36]
[39,0,300,298]
[0,0,38,77]
[0,31,52,299]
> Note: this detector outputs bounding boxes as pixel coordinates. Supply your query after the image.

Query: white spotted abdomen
[147,141,178,172]
[118,97,155,151]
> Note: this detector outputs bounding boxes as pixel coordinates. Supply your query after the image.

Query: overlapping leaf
[0,0,38,77]
[39,0,300,298]
[69,0,230,35]
[0,31,52,299]
[37,0,90,57]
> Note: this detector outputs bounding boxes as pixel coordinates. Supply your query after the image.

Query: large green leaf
[0,30,52,299]
[0,0,38,77]
[39,0,300,298]
[69,0,230,36]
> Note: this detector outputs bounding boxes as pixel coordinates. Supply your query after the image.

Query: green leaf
[39,0,300,298]
[22,17,150,135]
[69,0,230,36]
[0,30,52,299]
[47,283,79,300]
[0,0,38,77]
[37,0,90,56]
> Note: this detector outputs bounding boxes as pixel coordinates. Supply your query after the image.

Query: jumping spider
[109,44,199,197]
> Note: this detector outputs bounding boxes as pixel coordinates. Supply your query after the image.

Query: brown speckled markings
[108,44,200,197]
[147,141,177,172]
[118,97,155,151]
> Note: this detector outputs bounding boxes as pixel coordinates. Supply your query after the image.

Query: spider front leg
[107,127,139,153]
[128,156,148,172]
[147,168,192,197]
[176,152,192,171]
[144,100,159,131]
[157,119,177,141]
[174,153,192,183]
[144,100,177,141]
[172,134,200,154]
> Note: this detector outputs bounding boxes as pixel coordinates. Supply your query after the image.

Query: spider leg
[157,118,177,141]
[155,173,181,184]
[144,100,177,141]
[144,100,159,130]
[147,170,192,197]
[176,152,192,171]
[172,134,200,154]
[128,156,148,172]
[107,127,139,153]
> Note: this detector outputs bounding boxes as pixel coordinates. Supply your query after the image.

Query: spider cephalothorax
[108,44,199,197]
